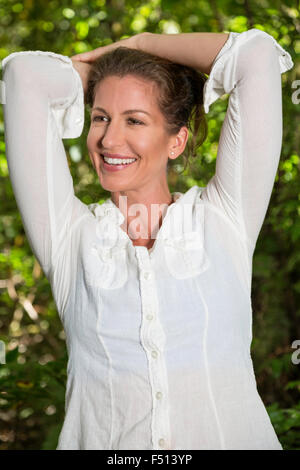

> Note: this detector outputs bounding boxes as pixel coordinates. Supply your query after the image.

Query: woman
[1,29,293,450]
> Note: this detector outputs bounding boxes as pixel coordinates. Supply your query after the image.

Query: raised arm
[1,51,86,278]
[136,29,294,258]
[200,29,294,257]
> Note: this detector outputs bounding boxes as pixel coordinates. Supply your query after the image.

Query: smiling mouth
[99,154,138,171]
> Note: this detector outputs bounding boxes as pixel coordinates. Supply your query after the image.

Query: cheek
[138,133,163,156]
[87,124,104,145]
[86,132,98,168]
[86,128,95,150]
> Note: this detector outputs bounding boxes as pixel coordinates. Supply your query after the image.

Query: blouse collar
[88,185,200,245]
[87,185,210,285]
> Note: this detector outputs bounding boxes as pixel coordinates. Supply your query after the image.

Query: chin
[97,176,127,193]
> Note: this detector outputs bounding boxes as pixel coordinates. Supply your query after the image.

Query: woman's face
[86,74,179,193]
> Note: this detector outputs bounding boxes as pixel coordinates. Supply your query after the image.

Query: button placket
[151,350,158,359]
[135,246,171,451]
[143,270,152,280]
[158,438,165,448]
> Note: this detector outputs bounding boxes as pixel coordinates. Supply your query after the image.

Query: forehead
[93,75,160,110]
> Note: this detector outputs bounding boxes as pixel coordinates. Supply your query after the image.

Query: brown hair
[86,46,208,174]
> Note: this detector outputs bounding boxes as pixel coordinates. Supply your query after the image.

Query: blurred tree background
[0,0,299,450]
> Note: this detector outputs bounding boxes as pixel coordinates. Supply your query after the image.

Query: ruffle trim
[87,190,184,241]
[1,50,84,139]
[203,28,294,114]
[1,50,71,69]
[85,186,211,287]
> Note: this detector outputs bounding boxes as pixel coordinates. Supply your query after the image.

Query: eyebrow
[90,106,151,117]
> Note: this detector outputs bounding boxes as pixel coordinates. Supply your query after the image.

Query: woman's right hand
[70,34,142,64]
[70,35,143,103]
[71,59,92,103]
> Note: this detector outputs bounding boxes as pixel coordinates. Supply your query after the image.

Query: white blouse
[0,28,294,450]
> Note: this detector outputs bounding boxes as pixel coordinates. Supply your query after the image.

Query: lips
[101,153,137,160]
[100,154,138,172]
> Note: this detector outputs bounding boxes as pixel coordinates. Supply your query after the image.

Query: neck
[111,185,174,243]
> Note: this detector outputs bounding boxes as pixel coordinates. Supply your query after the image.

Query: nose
[100,118,125,150]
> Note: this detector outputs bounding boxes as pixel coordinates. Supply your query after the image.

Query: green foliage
[267,379,300,451]
[0,0,299,450]
[0,347,67,449]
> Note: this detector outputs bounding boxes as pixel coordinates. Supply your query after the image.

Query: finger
[70,53,92,62]
[70,54,85,61]
[72,49,99,61]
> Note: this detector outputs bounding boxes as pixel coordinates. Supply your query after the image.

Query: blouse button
[156,391,162,399]
[143,271,151,280]
[102,249,111,261]
[151,350,158,358]
[158,438,165,447]
[146,314,154,321]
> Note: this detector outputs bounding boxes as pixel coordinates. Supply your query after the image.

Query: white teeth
[103,156,137,165]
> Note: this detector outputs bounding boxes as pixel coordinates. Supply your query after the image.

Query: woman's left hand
[70,34,142,64]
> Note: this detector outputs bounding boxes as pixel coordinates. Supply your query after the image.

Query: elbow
[236,32,282,80]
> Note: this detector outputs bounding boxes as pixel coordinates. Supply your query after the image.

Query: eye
[92,115,108,122]
[92,115,144,125]
[128,118,144,125]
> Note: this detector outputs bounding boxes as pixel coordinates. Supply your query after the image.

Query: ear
[169,126,189,160]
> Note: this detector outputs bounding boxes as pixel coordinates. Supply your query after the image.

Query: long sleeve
[0,51,86,277]
[201,29,294,258]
